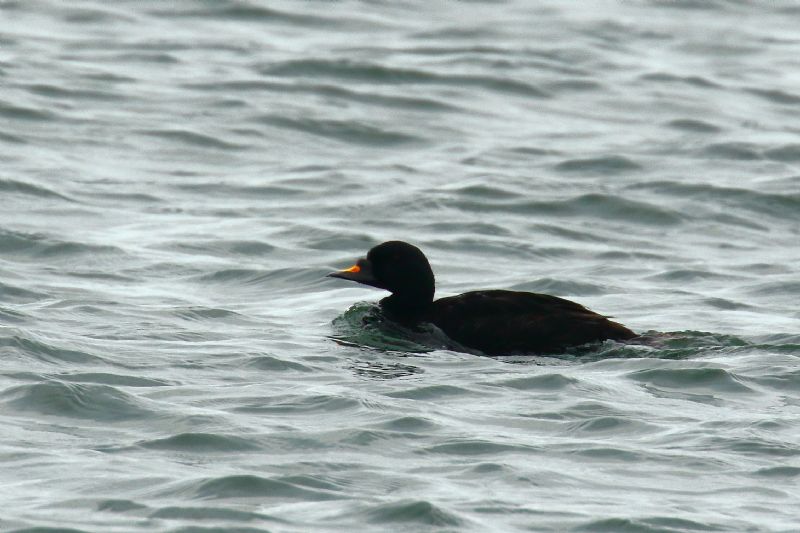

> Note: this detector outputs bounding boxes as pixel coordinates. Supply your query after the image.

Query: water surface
[1,1,799,531]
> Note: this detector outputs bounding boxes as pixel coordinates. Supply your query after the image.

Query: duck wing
[428,290,635,355]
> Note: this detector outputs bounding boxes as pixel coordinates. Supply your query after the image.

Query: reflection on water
[349,358,425,380]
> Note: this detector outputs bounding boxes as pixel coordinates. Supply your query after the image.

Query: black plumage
[328,241,636,355]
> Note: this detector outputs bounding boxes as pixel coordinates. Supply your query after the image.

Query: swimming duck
[328,241,636,355]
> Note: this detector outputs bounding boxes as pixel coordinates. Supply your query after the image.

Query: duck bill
[327,260,379,287]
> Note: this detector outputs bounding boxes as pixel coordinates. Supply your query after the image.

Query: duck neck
[380,290,433,322]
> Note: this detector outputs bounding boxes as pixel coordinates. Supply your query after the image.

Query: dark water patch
[510,278,607,296]
[171,306,243,321]
[427,237,546,261]
[420,221,512,236]
[232,394,360,415]
[191,267,273,284]
[82,70,137,83]
[170,240,275,258]
[566,416,658,436]
[109,52,180,64]
[261,58,549,98]
[348,358,425,380]
[0,281,47,303]
[627,367,754,394]
[81,191,162,204]
[531,223,607,243]
[157,3,374,30]
[385,384,474,400]
[62,6,133,24]
[9,526,91,533]
[764,144,800,162]
[0,229,124,259]
[244,355,313,372]
[574,516,723,532]
[596,251,669,262]
[315,85,461,112]
[0,306,28,322]
[375,416,438,432]
[545,79,604,92]
[629,181,800,219]
[422,439,535,456]
[665,119,721,133]
[702,297,752,311]
[184,80,458,111]
[150,505,277,522]
[305,234,375,251]
[447,193,682,225]
[413,24,503,39]
[703,436,800,457]
[0,178,73,200]
[66,270,137,283]
[97,499,148,512]
[640,517,725,532]
[647,269,740,283]
[53,372,172,387]
[548,194,681,225]
[565,446,644,461]
[743,280,800,297]
[748,341,800,358]
[554,155,642,174]
[121,261,202,280]
[159,526,272,533]
[640,72,721,88]
[192,266,327,293]
[445,183,520,200]
[138,433,262,452]
[138,129,246,150]
[256,114,421,146]
[707,212,768,231]
[0,334,106,365]
[0,100,57,121]
[261,58,432,82]
[192,474,341,501]
[164,527,273,533]
[468,462,509,475]
[2,381,155,420]
[172,181,306,198]
[26,83,124,102]
[401,44,517,56]
[754,466,800,478]
[492,373,579,391]
[701,142,762,160]
[0,130,26,143]
[582,331,751,362]
[746,368,800,391]
[532,401,637,421]
[747,87,800,105]
[357,499,463,527]
[509,145,562,156]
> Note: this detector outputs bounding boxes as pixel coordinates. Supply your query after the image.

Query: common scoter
[328,241,636,355]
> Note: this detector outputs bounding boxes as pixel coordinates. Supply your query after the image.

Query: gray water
[2,1,800,531]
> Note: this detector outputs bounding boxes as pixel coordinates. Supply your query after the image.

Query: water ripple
[255,114,422,146]
[262,58,550,98]
[190,474,342,501]
[2,381,155,421]
[138,433,262,453]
